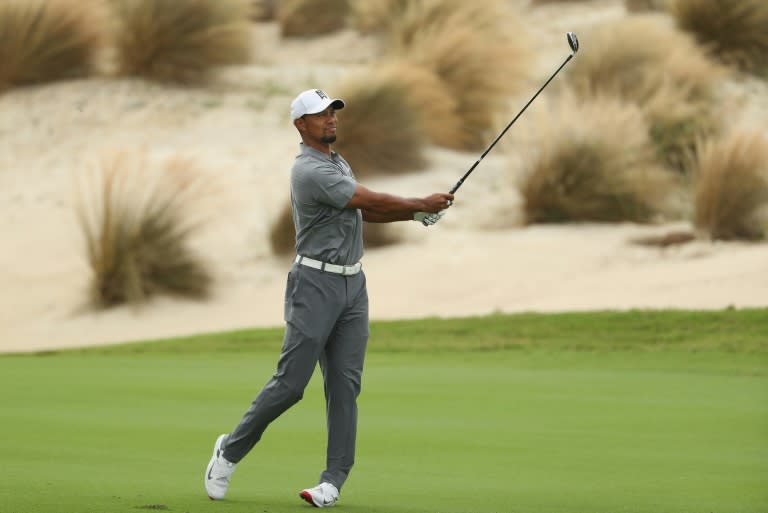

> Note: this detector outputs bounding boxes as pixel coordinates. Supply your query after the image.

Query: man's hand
[348,185,454,223]
[413,192,454,226]
[413,210,446,227]
[422,193,454,213]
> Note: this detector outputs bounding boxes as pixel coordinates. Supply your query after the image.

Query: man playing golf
[204,88,454,507]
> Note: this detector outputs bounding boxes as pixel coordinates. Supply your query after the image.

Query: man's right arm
[345,184,454,223]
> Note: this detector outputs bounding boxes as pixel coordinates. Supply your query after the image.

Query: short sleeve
[294,164,356,209]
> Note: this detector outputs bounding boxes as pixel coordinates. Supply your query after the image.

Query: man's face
[300,107,337,144]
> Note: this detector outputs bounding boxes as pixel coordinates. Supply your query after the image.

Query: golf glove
[413,210,446,226]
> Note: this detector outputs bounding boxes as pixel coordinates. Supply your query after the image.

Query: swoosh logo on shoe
[322,497,334,506]
[207,443,222,481]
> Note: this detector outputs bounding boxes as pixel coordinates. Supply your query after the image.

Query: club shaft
[450,53,574,194]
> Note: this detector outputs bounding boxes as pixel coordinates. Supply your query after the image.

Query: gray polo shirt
[290,143,363,265]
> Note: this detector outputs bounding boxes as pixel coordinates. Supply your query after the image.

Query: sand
[1,0,766,353]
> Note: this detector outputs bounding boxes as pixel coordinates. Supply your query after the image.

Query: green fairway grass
[1,309,767,513]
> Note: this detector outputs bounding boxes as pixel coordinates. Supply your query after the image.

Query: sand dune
[1,0,766,353]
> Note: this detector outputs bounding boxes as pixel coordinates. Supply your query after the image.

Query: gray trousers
[222,263,369,491]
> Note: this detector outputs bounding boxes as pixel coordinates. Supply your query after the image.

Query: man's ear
[293,117,306,133]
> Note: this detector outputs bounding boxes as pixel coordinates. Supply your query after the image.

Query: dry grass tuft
[375,60,463,148]
[354,0,531,151]
[349,0,407,35]
[361,222,403,249]
[642,81,719,173]
[74,152,214,309]
[332,74,426,176]
[630,230,696,247]
[693,130,768,240]
[530,0,594,3]
[625,0,669,12]
[353,0,510,40]
[0,0,102,90]
[111,0,253,84]
[269,202,296,256]
[672,0,768,76]
[569,17,719,105]
[568,16,723,173]
[250,0,277,21]
[277,0,349,38]
[517,95,676,224]
[269,202,402,256]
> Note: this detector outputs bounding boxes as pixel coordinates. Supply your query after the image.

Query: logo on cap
[315,89,328,100]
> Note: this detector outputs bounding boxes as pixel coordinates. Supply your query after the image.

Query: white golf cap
[290,89,345,120]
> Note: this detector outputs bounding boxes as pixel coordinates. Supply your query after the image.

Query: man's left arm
[362,209,446,226]
[360,210,411,223]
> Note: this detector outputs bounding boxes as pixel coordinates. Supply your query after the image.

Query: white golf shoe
[204,434,236,500]
[299,482,339,508]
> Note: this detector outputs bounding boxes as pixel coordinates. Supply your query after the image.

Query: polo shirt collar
[299,142,338,161]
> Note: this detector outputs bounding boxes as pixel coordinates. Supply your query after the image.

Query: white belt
[295,255,362,276]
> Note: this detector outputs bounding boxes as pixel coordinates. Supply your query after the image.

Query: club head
[567,32,579,54]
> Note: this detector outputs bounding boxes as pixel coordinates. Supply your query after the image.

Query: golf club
[449,32,580,195]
